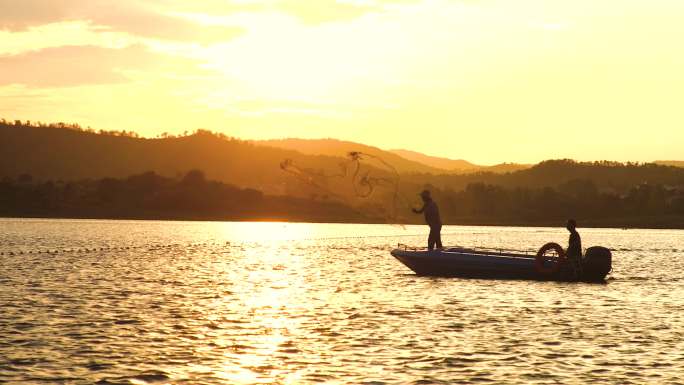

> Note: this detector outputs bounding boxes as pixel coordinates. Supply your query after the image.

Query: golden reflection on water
[221,222,317,242]
[216,244,309,384]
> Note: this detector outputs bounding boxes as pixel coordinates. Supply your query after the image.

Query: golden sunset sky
[1,0,682,164]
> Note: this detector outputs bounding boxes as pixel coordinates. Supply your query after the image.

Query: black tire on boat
[535,242,566,275]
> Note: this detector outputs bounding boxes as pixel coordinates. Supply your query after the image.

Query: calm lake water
[1,218,683,384]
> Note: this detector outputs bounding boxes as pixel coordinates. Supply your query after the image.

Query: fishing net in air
[280,151,408,223]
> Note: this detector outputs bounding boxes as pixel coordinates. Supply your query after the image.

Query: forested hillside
[2,119,684,227]
[0,120,345,195]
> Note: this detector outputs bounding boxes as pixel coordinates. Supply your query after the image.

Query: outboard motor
[582,246,612,281]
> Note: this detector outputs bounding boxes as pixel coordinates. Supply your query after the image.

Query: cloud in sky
[154,0,421,24]
[0,0,417,37]
[0,44,204,87]
[0,0,243,42]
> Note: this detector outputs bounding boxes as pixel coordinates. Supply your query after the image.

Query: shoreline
[2,214,683,230]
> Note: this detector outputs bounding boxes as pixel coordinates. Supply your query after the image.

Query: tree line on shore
[423,179,684,228]
[0,171,371,223]
[1,170,683,228]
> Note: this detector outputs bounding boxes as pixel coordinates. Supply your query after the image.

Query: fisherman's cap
[420,189,431,198]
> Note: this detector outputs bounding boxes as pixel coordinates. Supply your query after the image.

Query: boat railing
[397,243,536,255]
[397,243,428,251]
[468,245,537,254]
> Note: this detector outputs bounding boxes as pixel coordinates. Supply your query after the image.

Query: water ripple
[1,220,684,384]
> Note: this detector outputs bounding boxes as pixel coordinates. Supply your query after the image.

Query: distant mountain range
[256,138,531,175]
[655,161,684,168]
[388,149,479,172]
[389,149,531,174]
[2,120,684,196]
[255,138,443,174]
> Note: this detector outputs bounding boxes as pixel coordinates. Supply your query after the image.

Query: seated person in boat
[566,219,582,258]
[412,190,443,250]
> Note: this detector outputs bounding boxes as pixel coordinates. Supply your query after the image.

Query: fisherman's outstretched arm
[412,204,426,214]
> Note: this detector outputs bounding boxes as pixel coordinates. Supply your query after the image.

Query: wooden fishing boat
[390,243,611,282]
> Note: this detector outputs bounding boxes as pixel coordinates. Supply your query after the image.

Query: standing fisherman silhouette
[565,219,583,278]
[413,190,442,250]
[566,219,582,258]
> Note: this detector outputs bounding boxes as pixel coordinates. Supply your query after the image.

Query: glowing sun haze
[1,0,682,164]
